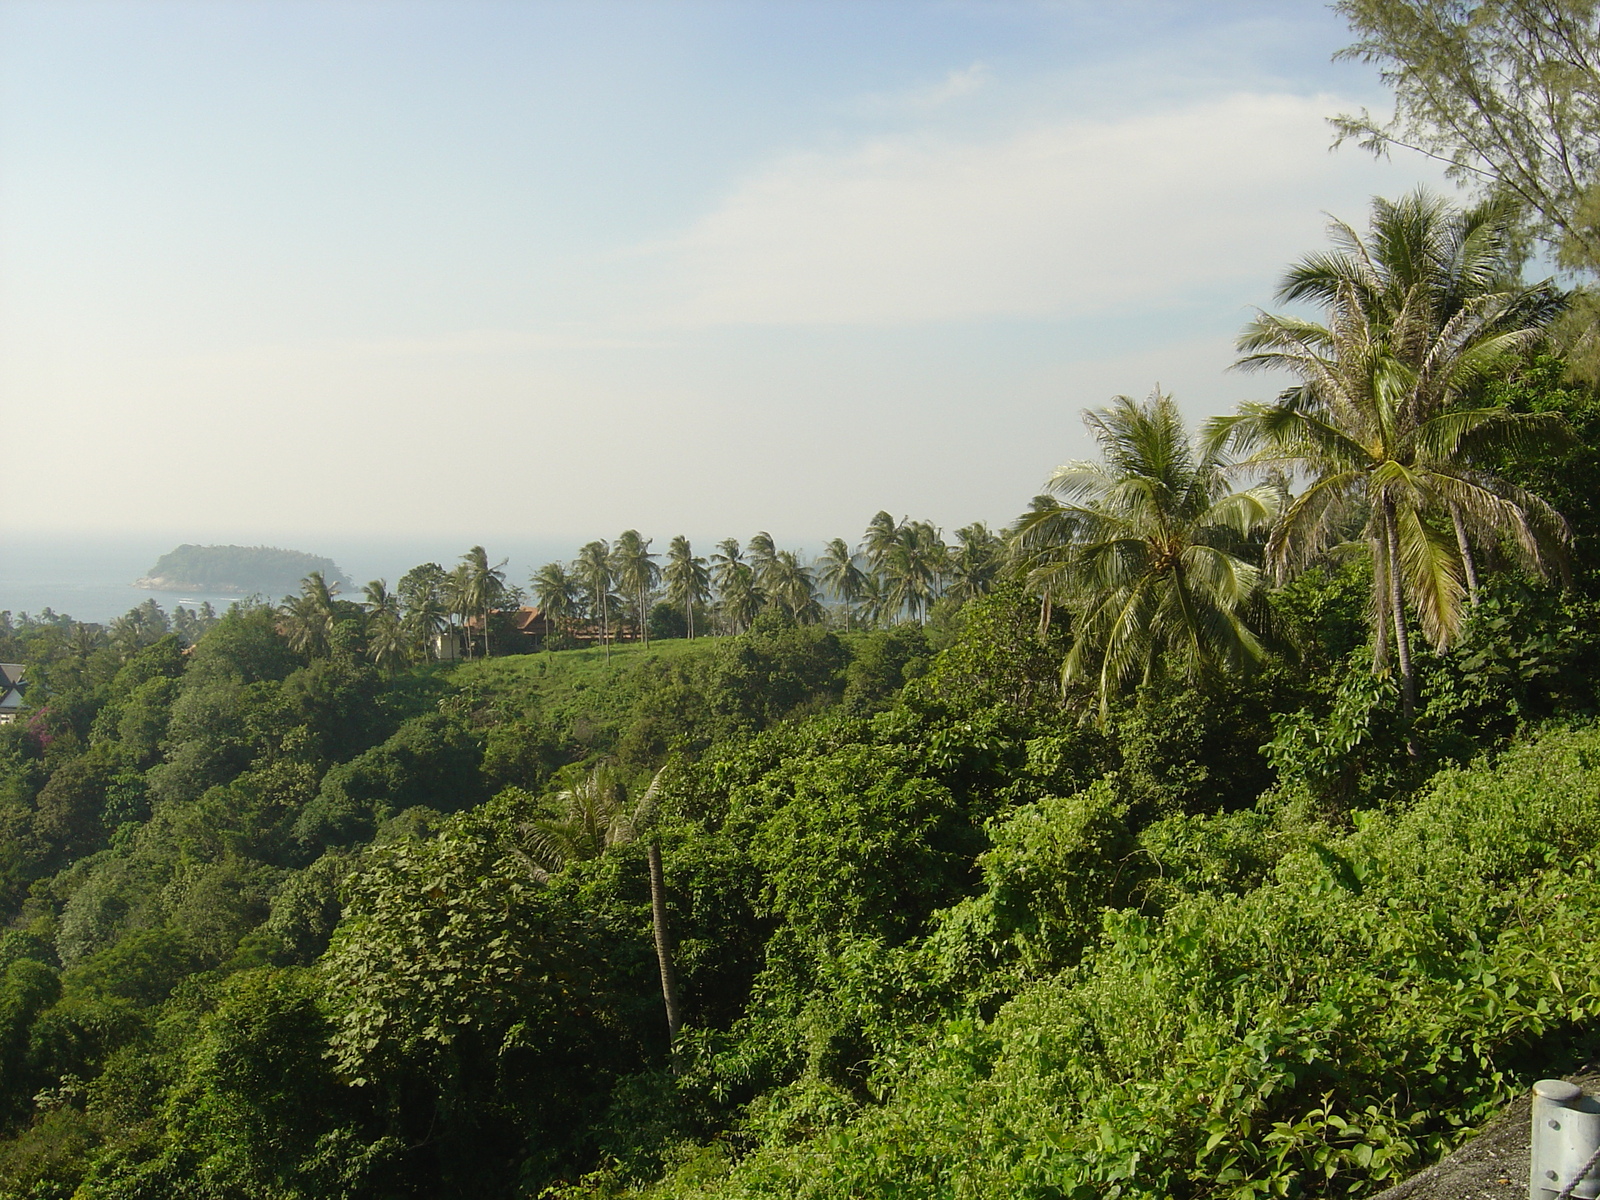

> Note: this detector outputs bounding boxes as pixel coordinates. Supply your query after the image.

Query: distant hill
[134,544,349,596]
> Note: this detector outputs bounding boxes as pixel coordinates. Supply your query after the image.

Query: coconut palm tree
[1006,496,1074,637]
[718,563,764,634]
[575,540,615,658]
[860,511,900,573]
[816,537,868,628]
[1010,390,1281,717]
[280,571,341,659]
[396,563,449,660]
[458,546,508,660]
[368,622,408,676]
[948,522,1002,603]
[514,765,681,1040]
[520,765,637,868]
[882,521,945,622]
[1218,189,1570,723]
[710,539,746,635]
[361,580,407,673]
[610,530,660,646]
[444,563,474,659]
[67,622,103,662]
[746,531,778,591]
[766,550,822,623]
[361,579,400,623]
[857,572,894,630]
[404,593,450,662]
[531,561,580,640]
[663,536,710,639]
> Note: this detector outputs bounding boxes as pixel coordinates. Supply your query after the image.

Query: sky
[0,0,1450,559]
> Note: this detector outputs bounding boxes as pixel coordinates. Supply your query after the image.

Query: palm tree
[405,594,450,662]
[515,766,681,1041]
[948,522,1002,603]
[520,765,637,868]
[459,546,508,660]
[131,599,169,642]
[1005,496,1073,637]
[369,622,408,676]
[444,563,473,659]
[718,563,764,634]
[663,536,710,639]
[280,571,341,659]
[531,561,581,639]
[362,580,407,674]
[361,579,401,623]
[575,540,615,658]
[857,572,894,630]
[1010,390,1281,717]
[710,539,745,635]
[69,622,104,662]
[746,531,778,590]
[397,563,449,660]
[860,511,900,574]
[816,538,867,628]
[883,521,945,622]
[107,615,142,657]
[610,530,660,646]
[766,550,822,623]
[1218,189,1570,723]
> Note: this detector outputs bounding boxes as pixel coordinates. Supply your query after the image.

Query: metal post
[1531,1079,1600,1200]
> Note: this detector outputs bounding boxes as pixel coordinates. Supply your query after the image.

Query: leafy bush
[642,724,1600,1199]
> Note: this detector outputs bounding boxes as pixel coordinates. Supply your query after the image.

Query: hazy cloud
[639,91,1437,328]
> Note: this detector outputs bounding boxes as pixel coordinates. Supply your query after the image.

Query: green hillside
[1,10,1599,1192]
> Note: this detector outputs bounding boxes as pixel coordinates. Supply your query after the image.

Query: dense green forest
[4,7,1600,1196]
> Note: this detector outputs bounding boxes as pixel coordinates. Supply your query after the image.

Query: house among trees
[501,606,556,648]
[456,606,559,655]
[0,664,24,724]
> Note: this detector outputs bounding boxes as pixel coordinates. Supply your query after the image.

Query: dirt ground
[1370,1074,1600,1200]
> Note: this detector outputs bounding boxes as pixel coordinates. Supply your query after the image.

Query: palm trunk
[1449,503,1481,607]
[647,838,682,1043]
[1383,499,1419,756]
[1371,534,1390,669]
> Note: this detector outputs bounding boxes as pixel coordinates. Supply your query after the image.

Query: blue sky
[0,1,1446,554]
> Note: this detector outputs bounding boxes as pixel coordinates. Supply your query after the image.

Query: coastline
[132,576,269,595]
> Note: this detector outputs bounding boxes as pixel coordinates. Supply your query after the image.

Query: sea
[0,532,582,626]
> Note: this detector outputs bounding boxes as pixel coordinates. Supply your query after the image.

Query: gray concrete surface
[1370,1075,1600,1200]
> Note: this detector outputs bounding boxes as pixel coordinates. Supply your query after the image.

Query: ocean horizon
[0,532,585,625]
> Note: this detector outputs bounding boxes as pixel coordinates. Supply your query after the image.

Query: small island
[135,544,349,596]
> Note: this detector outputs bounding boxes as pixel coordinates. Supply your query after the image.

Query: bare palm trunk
[1371,534,1390,669]
[1383,499,1419,757]
[647,838,682,1043]
[1449,503,1481,607]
